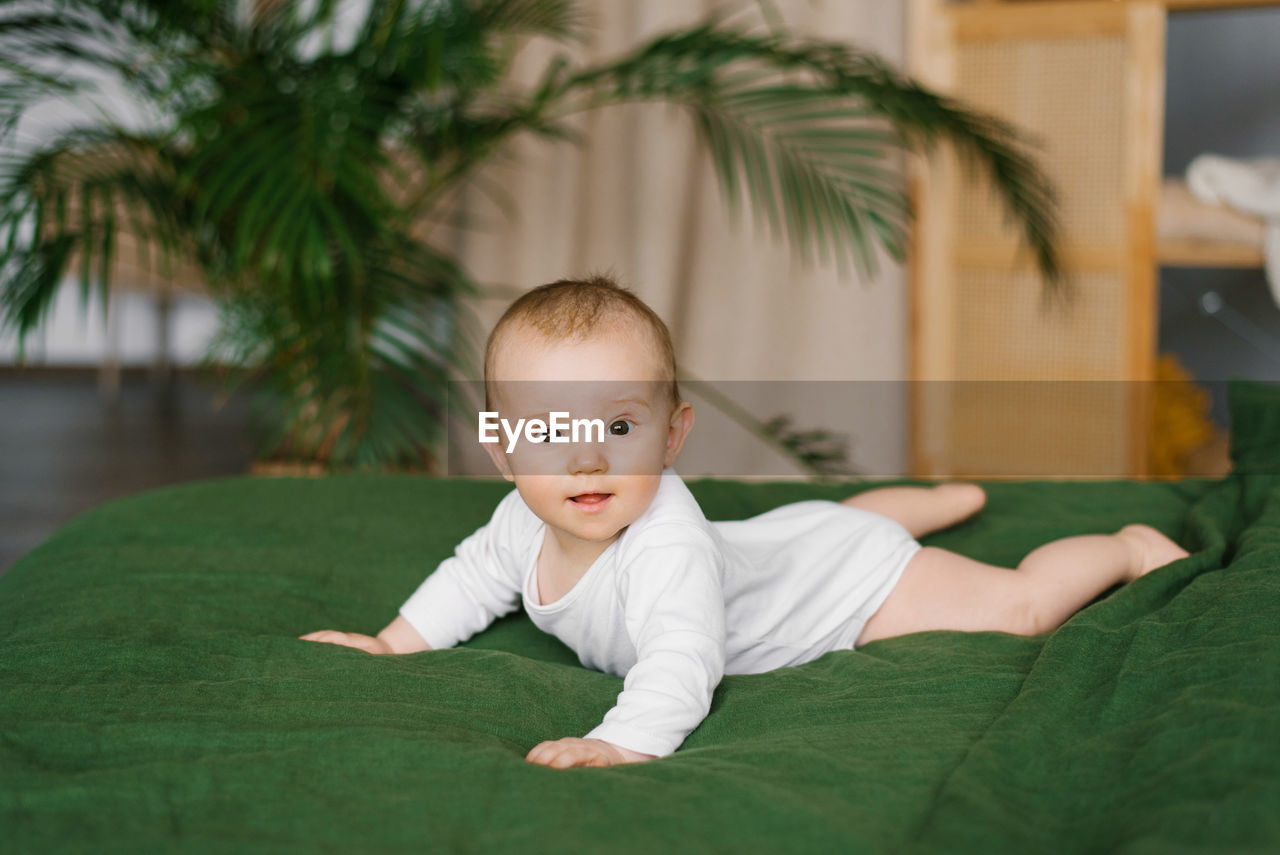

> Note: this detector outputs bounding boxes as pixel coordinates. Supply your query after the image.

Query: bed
[3,378,1279,853]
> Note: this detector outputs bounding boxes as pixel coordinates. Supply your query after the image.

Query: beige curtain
[444,1,910,480]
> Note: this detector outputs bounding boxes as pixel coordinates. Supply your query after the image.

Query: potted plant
[0,0,1059,474]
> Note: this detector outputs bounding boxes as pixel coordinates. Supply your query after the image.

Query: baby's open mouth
[569,492,612,505]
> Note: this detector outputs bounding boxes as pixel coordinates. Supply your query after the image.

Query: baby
[300,275,1189,769]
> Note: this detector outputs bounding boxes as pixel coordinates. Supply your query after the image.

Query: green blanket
[3,380,1278,854]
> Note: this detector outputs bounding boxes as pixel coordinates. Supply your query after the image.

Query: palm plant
[0,0,1060,472]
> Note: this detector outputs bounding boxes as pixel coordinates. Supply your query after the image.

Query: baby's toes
[938,482,987,518]
[1121,524,1190,578]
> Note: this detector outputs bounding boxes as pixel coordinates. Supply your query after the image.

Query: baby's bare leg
[855,524,1188,646]
[841,483,987,538]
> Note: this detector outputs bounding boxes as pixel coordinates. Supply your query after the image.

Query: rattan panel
[954,37,1127,243]
[946,381,1131,476]
[953,269,1127,380]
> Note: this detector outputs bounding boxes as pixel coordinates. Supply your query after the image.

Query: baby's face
[483,323,693,549]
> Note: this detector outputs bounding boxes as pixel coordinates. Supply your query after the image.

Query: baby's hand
[298,630,393,655]
[525,737,657,769]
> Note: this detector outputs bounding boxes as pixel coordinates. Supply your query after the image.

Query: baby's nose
[568,443,608,475]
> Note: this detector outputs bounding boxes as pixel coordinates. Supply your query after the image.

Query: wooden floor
[0,371,254,576]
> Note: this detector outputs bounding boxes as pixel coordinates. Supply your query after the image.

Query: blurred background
[3,0,1278,575]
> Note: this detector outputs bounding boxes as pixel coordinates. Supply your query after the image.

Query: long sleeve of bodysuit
[398,490,527,651]
[583,529,727,758]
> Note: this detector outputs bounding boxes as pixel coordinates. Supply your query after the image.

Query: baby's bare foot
[1117,524,1190,581]
[938,482,987,522]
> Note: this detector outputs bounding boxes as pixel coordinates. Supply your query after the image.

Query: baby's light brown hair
[483,274,681,412]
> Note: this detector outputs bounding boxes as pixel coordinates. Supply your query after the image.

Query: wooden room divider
[907,0,1166,478]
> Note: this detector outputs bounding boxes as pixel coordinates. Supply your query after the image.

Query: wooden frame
[907,0,1168,478]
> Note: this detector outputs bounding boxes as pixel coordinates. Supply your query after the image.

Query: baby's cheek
[608,441,668,476]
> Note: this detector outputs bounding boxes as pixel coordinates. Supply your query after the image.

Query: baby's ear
[481,440,515,482]
[664,402,694,466]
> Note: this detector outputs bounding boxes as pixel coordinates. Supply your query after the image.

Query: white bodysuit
[398,468,922,758]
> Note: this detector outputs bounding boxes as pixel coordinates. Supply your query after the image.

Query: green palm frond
[761,415,855,478]
[0,127,194,344]
[694,85,910,279]
[478,0,585,41]
[541,23,1061,287]
[207,236,481,469]
[677,374,859,479]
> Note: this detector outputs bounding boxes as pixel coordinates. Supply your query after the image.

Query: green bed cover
[3,380,1278,854]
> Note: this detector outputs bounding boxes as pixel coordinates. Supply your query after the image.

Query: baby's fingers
[299,630,346,643]
[299,630,372,651]
[526,739,611,769]
[526,740,572,768]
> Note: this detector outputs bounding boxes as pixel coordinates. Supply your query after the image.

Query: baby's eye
[608,419,633,436]
[538,427,569,443]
